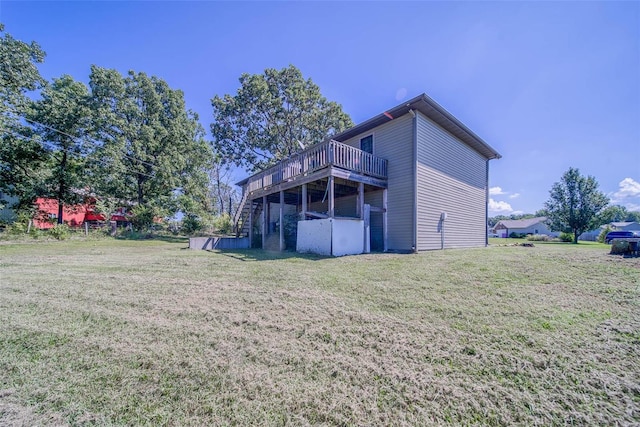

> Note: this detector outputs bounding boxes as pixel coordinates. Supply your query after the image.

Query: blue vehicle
[605,230,640,244]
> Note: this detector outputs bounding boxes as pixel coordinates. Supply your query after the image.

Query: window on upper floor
[360,135,373,154]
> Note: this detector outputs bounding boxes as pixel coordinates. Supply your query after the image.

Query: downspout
[485,159,490,247]
[410,108,417,253]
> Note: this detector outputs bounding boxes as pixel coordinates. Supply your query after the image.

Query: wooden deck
[242,139,388,196]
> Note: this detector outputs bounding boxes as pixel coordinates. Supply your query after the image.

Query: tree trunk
[573,229,579,244]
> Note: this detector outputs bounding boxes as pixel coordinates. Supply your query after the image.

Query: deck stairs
[233,194,262,238]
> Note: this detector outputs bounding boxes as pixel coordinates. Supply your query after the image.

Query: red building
[33,198,130,229]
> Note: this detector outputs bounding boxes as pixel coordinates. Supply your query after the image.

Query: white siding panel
[416,112,488,250]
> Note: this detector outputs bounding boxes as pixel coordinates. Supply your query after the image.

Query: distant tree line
[0,25,352,233]
[491,168,639,244]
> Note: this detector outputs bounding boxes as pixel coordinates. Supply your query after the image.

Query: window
[360,135,373,154]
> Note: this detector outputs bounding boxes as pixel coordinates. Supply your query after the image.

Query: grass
[0,238,638,426]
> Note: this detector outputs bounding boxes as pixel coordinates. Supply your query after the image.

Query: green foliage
[211,65,354,172]
[181,214,203,235]
[89,66,212,215]
[0,25,47,212]
[29,75,92,223]
[213,213,233,235]
[488,213,541,227]
[48,224,70,240]
[130,204,157,231]
[526,234,550,242]
[558,232,574,242]
[544,168,609,243]
[509,232,526,239]
[597,225,612,243]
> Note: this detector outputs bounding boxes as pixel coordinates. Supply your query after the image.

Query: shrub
[597,226,612,244]
[610,240,630,255]
[131,204,157,231]
[559,232,574,243]
[181,214,203,235]
[526,234,550,242]
[214,213,233,235]
[509,232,526,239]
[49,224,70,240]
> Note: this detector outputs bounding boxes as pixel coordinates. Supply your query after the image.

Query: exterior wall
[511,222,557,236]
[339,114,414,251]
[415,112,488,250]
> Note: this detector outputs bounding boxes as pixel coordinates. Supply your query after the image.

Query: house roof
[496,216,547,229]
[611,221,639,227]
[332,93,501,160]
[236,93,501,186]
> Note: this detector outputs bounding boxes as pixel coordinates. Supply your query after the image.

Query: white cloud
[509,193,520,199]
[610,178,640,211]
[489,186,506,195]
[613,178,640,199]
[488,198,513,213]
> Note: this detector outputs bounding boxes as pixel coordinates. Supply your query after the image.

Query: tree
[544,168,609,243]
[89,66,212,220]
[29,75,92,224]
[211,65,354,172]
[0,24,46,214]
[209,157,238,216]
[597,205,630,225]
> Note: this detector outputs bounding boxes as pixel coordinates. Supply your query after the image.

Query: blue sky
[2,1,639,215]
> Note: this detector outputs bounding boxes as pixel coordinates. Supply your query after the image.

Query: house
[610,221,640,231]
[493,217,557,238]
[33,197,88,229]
[233,93,501,254]
[32,197,131,229]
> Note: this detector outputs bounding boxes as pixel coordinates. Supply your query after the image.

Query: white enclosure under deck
[234,140,389,253]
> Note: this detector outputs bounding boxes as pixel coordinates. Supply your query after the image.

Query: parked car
[605,230,640,244]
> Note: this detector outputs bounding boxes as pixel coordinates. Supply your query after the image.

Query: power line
[2,128,156,180]
[4,109,158,169]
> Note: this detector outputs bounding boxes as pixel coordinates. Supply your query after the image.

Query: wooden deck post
[383,188,388,252]
[302,184,307,220]
[328,176,334,217]
[279,190,284,251]
[358,182,364,219]
[262,196,267,250]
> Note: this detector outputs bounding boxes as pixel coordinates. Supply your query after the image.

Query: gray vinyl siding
[338,114,414,251]
[415,112,488,250]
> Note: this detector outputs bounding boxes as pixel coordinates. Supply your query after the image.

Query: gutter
[410,109,418,253]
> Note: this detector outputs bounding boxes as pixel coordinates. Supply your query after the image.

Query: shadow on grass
[212,248,329,262]
[115,233,189,244]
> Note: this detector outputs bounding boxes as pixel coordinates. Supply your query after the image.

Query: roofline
[236,93,502,186]
[332,93,501,160]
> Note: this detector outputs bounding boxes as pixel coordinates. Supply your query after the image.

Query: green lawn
[1,238,638,426]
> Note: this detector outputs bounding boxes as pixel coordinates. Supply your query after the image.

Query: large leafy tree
[211,65,353,172]
[0,24,46,213]
[29,75,92,224]
[89,66,212,220]
[544,168,609,243]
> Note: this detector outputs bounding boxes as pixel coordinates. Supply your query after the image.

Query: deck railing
[244,140,387,194]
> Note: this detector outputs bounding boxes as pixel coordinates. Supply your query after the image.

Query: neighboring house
[493,217,558,238]
[233,93,501,254]
[33,198,88,229]
[610,221,640,231]
[33,197,131,229]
